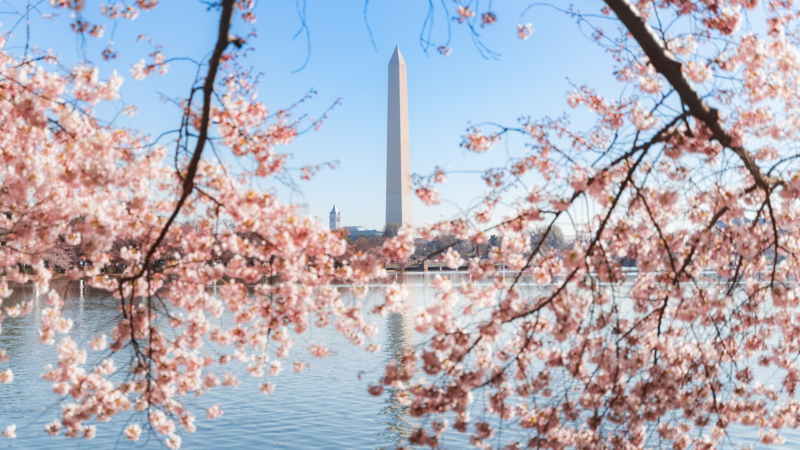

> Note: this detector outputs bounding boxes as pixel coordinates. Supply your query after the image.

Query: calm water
[0,274,795,449]
[0,274,491,449]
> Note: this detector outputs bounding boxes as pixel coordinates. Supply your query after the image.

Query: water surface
[0,273,791,448]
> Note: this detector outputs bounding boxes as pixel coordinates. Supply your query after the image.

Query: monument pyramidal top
[389,45,405,65]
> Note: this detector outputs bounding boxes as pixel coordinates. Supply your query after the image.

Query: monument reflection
[377,272,421,448]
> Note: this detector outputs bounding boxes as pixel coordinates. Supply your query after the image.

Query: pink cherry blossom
[683,60,711,83]
[166,434,182,449]
[455,6,475,23]
[461,127,500,153]
[206,405,223,420]
[308,342,331,358]
[443,248,464,269]
[630,104,658,130]
[45,420,61,436]
[124,424,142,441]
[259,382,275,395]
[88,335,107,351]
[517,22,533,40]
[2,425,15,439]
[415,187,441,205]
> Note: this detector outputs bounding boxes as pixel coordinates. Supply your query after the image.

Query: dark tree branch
[130,0,236,281]
[602,0,780,191]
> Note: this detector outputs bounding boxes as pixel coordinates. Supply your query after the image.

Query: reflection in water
[3,274,794,449]
[378,274,417,448]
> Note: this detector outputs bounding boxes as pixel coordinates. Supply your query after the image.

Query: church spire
[329,205,340,230]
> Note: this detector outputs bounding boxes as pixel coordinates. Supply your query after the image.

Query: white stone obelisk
[386,46,413,227]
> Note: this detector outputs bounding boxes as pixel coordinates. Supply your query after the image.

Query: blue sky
[4,0,614,232]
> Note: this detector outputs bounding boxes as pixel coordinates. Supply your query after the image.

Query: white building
[342,226,382,239]
[329,205,340,230]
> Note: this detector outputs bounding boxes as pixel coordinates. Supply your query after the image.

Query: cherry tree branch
[602,0,780,191]
[132,0,236,279]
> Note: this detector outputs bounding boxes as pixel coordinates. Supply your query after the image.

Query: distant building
[342,226,382,239]
[715,217,768,230]
[330,205,379,238]
[330,205,340,230]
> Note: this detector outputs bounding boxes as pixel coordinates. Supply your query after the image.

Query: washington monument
[386,46,413,227]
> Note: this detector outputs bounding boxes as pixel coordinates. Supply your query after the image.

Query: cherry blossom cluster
[364,0,800,447]
[0,2,386,447]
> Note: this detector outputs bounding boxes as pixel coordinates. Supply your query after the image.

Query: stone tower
[386,46,413,227]
[329,205,340,230]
